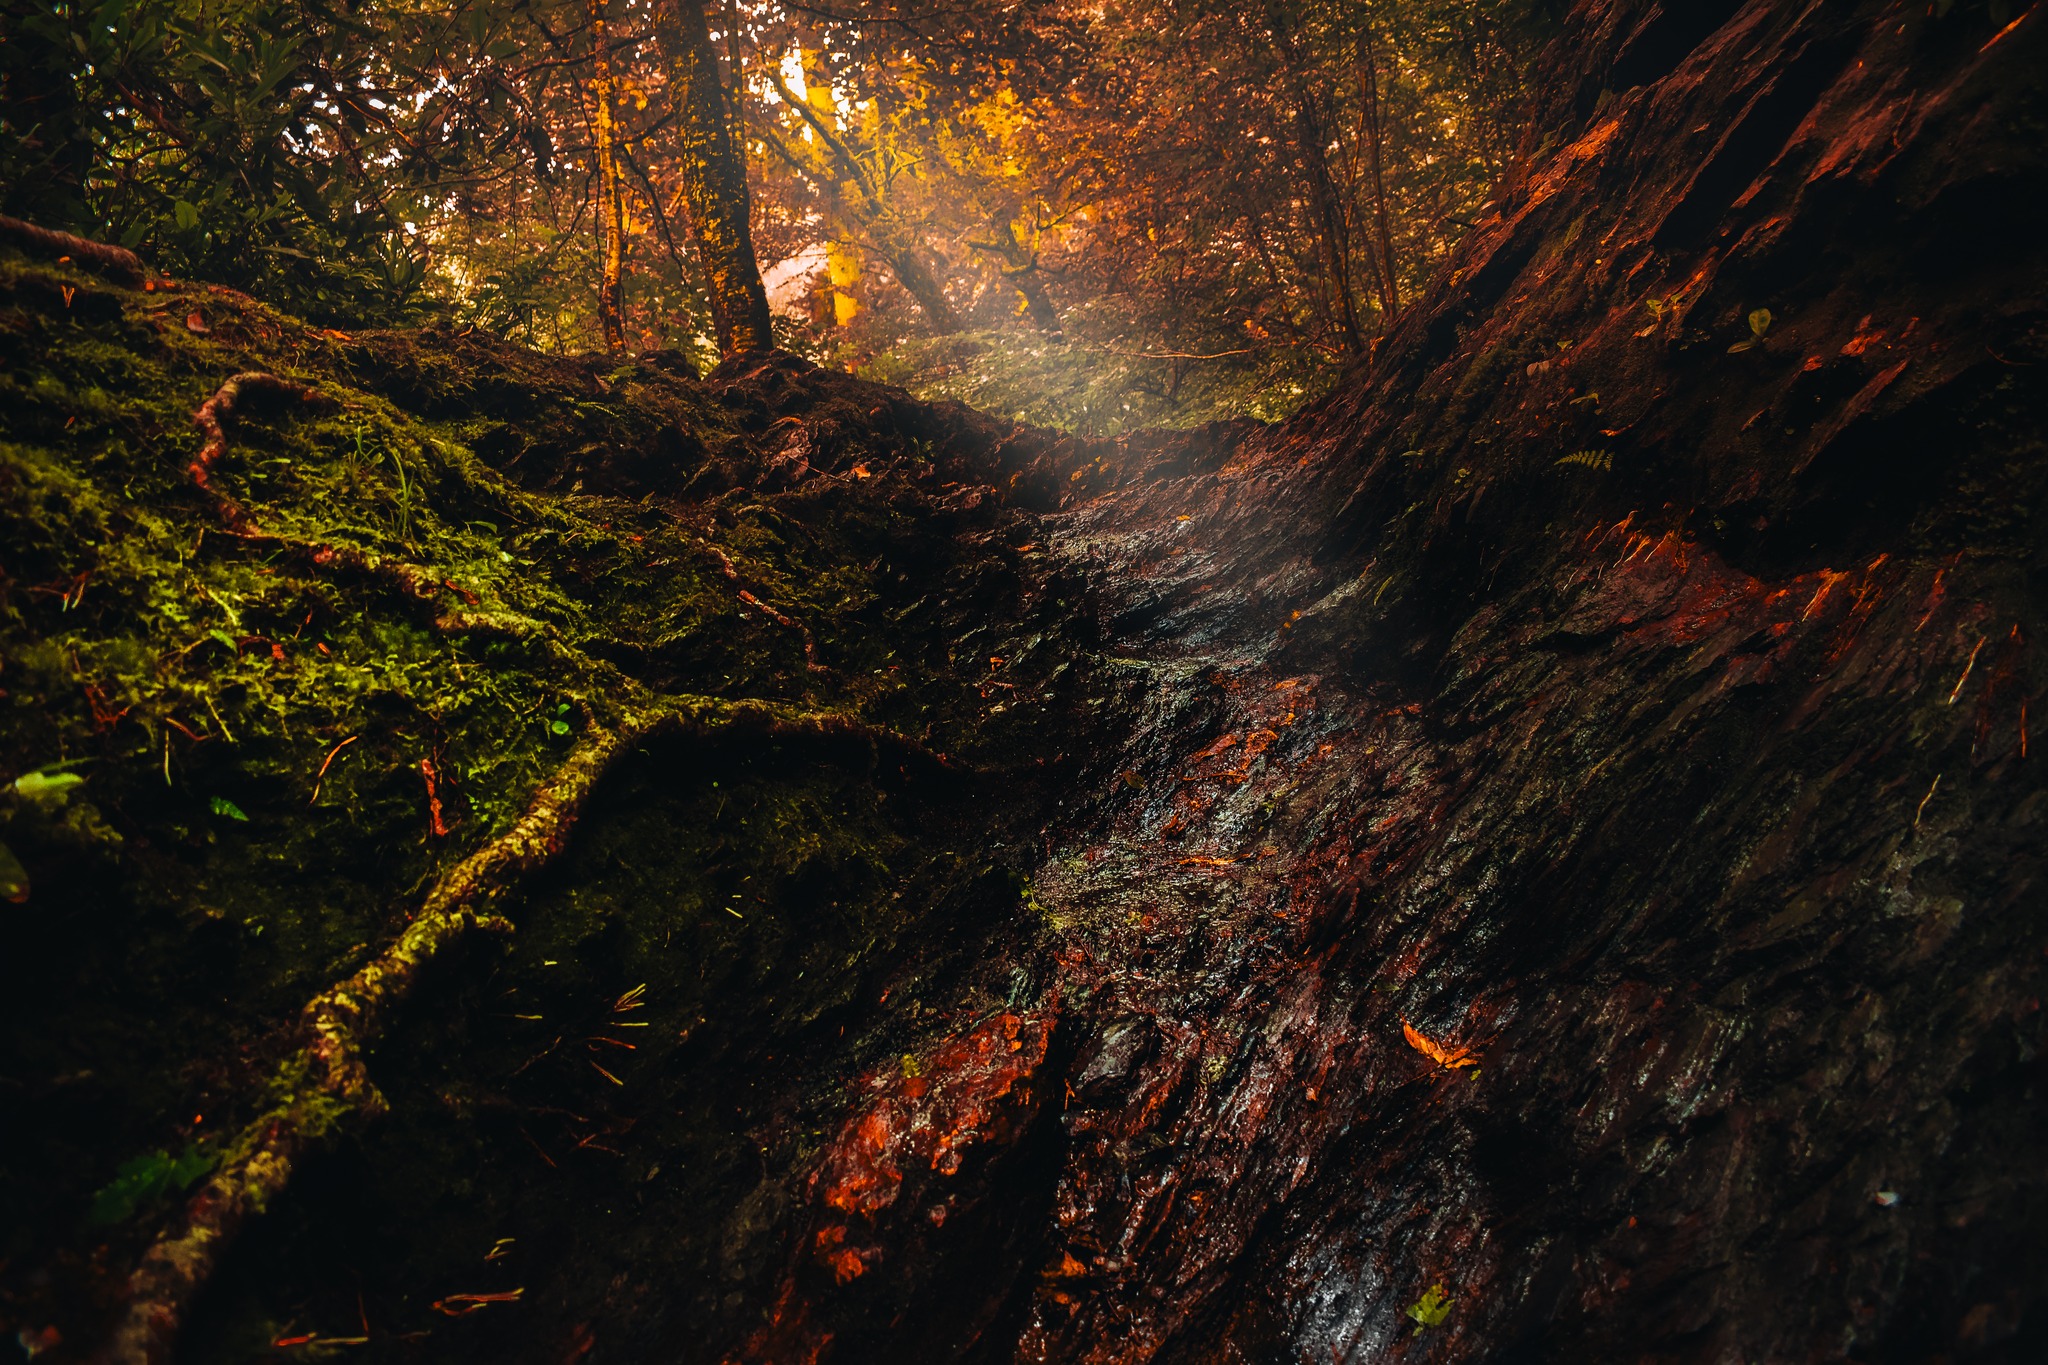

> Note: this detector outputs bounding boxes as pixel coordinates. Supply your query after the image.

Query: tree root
[190,372,331,531]
[103,712,675,1365]
[700,539,826,671]
[97,695,952,1363]
[187,371,551,636]
[708,697,960,776]
[0,214,148,286]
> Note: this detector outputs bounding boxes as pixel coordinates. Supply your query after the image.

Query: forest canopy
[0,0,1554,429]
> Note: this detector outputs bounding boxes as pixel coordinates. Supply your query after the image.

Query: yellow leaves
[1402,1020,1478,1072]
[1406,1283,1453,1333]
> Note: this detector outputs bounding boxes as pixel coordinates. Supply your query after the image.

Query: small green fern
[1555,448,1613,472]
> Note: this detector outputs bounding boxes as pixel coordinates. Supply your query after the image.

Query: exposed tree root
[700,538,826,671]
[99,697,948,1363]
[708,697,960,776]
[188,371,554,636]
[103,713,674,1365]
[190,372,331,531]
[0,214,148,286]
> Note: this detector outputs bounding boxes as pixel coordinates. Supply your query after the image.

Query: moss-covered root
[101,712,676,1365]
[189,372,331,530]
[0,213,147,285]
[189,371,515,619]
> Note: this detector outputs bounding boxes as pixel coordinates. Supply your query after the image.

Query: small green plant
[1636,295,1671,337]
[1406,1282,1454,1334]
[87,1145,215,1226]
[549,702,574,737]
[1,839,29,903]
[1555,448,1613,472]
[1727,308,1774,353]
[13,768,86,803]
[210,796,249,822]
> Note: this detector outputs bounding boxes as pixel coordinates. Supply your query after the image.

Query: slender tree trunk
[1262,0,1364,355]
[588,0,627,352]
[658,0,774,355]
[761,65,963,335]
[1360,19,1401,323]
[972,214,1061,334]
[620,137,718,348]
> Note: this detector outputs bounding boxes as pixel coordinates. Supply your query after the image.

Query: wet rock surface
[724,3,2048,1361]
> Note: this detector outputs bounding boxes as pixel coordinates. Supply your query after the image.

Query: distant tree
[659,0,773,354]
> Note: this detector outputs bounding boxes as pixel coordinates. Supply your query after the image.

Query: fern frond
[1554,448,1612,472]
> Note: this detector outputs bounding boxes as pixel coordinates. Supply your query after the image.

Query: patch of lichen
[0,252,1088,1355]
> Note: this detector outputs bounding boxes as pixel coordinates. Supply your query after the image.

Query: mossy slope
[0,253,1106,1361]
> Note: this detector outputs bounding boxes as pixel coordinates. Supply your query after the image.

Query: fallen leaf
[186,311,210,334]
[1406,1283,1453,1333]
[1402,1020,1477,1071]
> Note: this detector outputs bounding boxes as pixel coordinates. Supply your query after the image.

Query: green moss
[0,252,1080,1354]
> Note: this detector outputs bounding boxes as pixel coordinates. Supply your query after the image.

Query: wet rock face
[734,2,2048,1362]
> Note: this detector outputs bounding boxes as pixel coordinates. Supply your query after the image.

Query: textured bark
[658,0,773,355]
[0,213,147,285]
[587,0,627,352]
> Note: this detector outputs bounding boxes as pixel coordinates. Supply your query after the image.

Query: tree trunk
[1359,17,1401,322]
[975,215,1062,335]
[761,65,963,335]
[1262,0,1364,355]
[658,0,774,355]
[587,0,627,352]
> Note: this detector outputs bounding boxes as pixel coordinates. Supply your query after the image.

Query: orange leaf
[1402,1020,1476,1070]
[432,1289,524,1316]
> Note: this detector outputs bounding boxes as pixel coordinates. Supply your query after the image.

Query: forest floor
[5,6,2048,1354]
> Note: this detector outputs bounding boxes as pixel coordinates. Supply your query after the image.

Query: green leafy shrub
[86,1145,215,1226]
